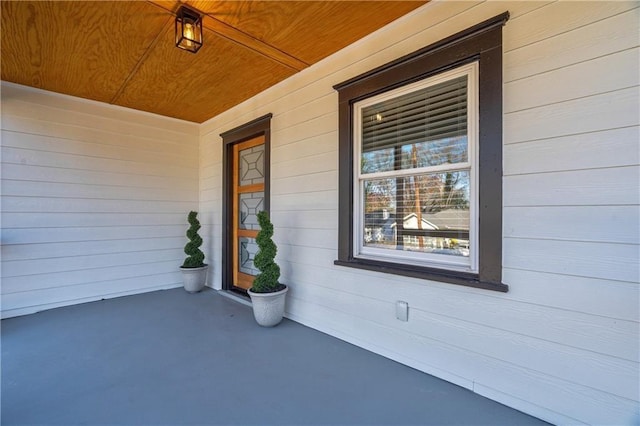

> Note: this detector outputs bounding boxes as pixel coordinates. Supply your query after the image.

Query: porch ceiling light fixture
[175,5,203,53]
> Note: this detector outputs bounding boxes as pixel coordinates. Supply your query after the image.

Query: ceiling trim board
[110,16,175,105]
[201,16,309,71]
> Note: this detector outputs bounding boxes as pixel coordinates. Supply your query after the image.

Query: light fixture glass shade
[175,6,203,53]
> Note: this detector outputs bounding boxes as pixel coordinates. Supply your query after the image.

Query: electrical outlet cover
[396,301,409,321]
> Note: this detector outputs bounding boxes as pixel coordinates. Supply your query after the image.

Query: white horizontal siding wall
[200,2,639,424]
[1,82,199,318]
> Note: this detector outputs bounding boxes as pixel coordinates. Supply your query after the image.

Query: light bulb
[184,23,194,47]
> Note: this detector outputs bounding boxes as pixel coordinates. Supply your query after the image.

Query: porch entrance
[230,136,265,291]
[221,114,272,294]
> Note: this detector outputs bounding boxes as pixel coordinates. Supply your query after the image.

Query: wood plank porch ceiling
[1,0,426,123]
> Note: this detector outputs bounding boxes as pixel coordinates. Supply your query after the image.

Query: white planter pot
[247,286,288,327]
[180,265,208,293]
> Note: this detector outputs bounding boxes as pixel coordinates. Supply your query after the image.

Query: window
[334,13,509,292]
[355,64,478,272]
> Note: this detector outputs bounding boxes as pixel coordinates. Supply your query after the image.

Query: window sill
[334,258,508,292]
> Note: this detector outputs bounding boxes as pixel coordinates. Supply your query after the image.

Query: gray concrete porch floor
[1,288,548,425]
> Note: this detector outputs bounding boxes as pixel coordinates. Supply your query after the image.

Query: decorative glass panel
[239,237,259,275]
[362,171,470,257]
[239,144,265,186]
[239,192,264,230]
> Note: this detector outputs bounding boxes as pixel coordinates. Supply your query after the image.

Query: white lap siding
[200,2,639,424]
[1,83,199,318]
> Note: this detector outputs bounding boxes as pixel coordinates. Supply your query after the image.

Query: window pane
[363,178,397,248]
[361,76,468,174]
[239,192,264,230]
[363,171,470,257]
[362,137,468,174]
[239,237,259,275]
[239,144,265,185]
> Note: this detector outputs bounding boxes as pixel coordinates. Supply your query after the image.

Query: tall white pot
[180,265,208,293]
[247,286,288,327]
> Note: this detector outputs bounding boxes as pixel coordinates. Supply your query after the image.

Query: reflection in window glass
[363,171,470,258]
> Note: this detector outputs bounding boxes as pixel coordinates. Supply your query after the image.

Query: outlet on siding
[396,301,409,322]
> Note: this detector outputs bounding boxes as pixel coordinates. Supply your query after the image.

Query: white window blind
[361,76,468,155]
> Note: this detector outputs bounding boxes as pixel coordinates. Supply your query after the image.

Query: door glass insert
[232,136,266,291]
[239,192,264,230]
[239,144,265,186]
[239,236,260,276]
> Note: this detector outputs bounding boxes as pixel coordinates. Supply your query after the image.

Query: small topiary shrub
[182,211,206,268]
[251,211,284,293]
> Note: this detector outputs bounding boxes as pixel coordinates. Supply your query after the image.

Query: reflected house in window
[399,212,438,232]
[426,208,469,233]
[364,209,396,243]
[418,209,470,255]
[365,208,470,256]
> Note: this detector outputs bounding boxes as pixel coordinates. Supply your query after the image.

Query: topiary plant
[251,211,284,293]
[182,211,206,268]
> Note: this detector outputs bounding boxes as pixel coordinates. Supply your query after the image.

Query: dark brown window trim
[220,113,272,293]
[333,13,509,293]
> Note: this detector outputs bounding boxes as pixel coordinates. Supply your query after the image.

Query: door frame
[220,113,272,293]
